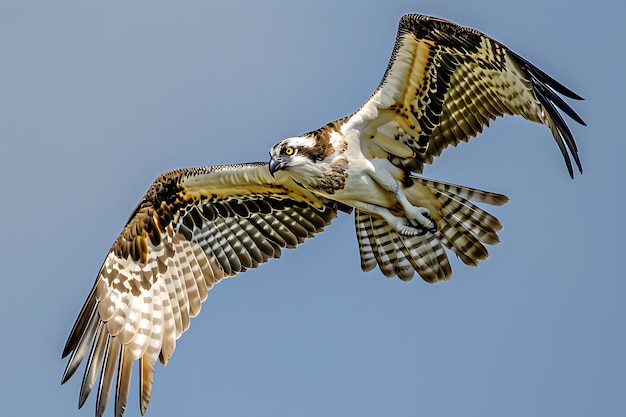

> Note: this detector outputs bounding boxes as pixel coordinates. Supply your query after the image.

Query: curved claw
[397,224,424,237]
[412,226,428,236]
[407,212,437,235]
[398,218,437,237]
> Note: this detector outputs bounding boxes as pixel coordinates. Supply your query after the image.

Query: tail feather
[438,221,488,267]
[355,214,377,273]
[355,210,450,283]
[354,177,508,282]
[414,177,509,206]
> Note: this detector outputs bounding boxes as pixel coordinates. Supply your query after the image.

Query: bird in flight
[61,14,584,417]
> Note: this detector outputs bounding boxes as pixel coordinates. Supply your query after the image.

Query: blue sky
[1,1,624,416]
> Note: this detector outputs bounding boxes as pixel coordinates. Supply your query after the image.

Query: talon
[404,206,434,230]
[405,211,436,235]
[397,224,422,236]
[414,224,431,236]
[397,222,432,237]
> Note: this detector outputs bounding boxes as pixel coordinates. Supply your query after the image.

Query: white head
[268,134,332,180]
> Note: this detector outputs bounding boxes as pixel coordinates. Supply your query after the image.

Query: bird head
[268,136,321,177]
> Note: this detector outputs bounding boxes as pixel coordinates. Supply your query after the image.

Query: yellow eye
[284,146,295,156]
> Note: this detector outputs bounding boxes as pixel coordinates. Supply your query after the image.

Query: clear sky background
[1,1,624,416]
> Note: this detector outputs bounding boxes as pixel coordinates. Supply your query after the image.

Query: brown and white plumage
[62,164,342,416]
[62,14,584,417]
[349,14,584,177]
[355,178,509,282]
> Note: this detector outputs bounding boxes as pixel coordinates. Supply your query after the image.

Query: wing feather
[61,302,99,384]
[78,321,107,408]
[115,346,133,417]
[63,14,585,417]
[158,270,177,365]
[62,163,339,416]
[345,14,584,176]
[354,209,451,283]
[96,337,118,417]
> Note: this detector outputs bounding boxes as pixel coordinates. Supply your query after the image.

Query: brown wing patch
[61,163,339,417]
[350,14,584,176]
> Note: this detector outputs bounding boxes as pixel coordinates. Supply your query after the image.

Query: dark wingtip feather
[61,303,101,385]
[509,50,585,101]
[508,49,584,177]
[62,284,98,359]
[535,87,584,178]
[535,82,586,126]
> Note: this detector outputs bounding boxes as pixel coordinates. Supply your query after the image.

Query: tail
[355,177,509,283]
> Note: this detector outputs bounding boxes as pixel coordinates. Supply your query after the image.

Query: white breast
[323,128,400,209]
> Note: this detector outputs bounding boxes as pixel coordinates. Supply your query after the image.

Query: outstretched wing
[61,163,340,417]
[345,14,585,176]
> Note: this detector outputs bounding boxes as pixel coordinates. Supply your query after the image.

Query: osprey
[62,14,584,417]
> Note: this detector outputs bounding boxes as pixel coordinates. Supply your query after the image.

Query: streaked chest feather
[307,156,349,195]
[311,133,401,208]
[332,156,402,208]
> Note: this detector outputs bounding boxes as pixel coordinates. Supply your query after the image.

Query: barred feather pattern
[62,13,585,417]
[355,177,509,282]
[356,210,450,282]
[62,226,225,417]
[61,163,339,417]
[353,14,585,177]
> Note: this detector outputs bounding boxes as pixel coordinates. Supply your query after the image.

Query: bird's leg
[351,201,430,236]
[368,168,437,234]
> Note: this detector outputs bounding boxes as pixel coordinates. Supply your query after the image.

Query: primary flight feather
[62,14,584,417]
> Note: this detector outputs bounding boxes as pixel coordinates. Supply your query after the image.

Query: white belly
[321,155,401,209]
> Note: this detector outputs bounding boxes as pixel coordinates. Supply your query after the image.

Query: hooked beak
[268,156,287,177]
